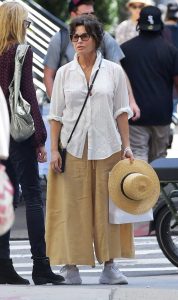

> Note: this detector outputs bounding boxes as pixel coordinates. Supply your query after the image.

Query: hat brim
[108,159,160,215]
[139,24,162,31]
[126,0,148,7]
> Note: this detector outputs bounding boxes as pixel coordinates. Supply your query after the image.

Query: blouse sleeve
[48,68,65,123]
[20,47,47,147]
[113,65,133,120]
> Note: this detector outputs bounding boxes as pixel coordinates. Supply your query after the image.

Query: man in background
[121,6,178,162]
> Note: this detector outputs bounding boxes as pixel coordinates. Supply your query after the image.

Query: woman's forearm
[50,120,62,152]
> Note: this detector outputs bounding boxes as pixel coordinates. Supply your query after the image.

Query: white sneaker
[60,265,82,285]
[99,263,128,285]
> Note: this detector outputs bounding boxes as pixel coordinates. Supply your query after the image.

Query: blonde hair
[0,1,28,54]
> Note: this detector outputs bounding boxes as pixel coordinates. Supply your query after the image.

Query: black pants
[0,137,46,259]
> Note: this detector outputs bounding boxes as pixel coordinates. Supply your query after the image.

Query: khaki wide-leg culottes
[45,145,135,266]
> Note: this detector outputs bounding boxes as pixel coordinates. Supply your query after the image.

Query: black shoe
[32,257,64,285]
[0,258,30,285]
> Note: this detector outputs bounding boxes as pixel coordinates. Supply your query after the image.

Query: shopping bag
[0,164,14,236]
[0,86,10,159]
[109,198,153,224]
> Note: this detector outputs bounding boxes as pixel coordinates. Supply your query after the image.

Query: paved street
[2,107,178,299]
[9,236,178,281]
[1,236,178,300]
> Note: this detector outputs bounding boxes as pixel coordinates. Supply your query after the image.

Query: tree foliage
[34,0,127,29]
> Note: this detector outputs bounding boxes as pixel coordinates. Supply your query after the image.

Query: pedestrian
[45,14,135,285]
[0,87,9,161]
[120,6,178,162]
[0,1,64,285]
[164,2,178,48]
[43,0,140,121]
[115,0,150,45]
[164,3,178,119]
[0,87,14,238]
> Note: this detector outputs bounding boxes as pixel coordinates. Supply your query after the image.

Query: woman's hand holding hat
[122,146,134,162]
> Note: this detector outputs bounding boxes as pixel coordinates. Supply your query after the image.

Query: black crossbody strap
[67,59,102,145]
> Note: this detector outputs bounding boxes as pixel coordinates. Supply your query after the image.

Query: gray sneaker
[60,265,82,285]
[99,263,128,285]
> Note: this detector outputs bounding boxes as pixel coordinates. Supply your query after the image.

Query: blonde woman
[0,2,64,285]
[115,0,152,45]
[46,14,135,285]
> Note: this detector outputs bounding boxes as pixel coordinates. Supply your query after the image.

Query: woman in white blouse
[46,15,134,285]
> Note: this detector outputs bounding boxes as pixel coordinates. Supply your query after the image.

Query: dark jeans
[0,137,46,259]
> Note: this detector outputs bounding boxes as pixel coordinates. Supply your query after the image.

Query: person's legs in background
[149,125,170,162]
[129,125,151,161]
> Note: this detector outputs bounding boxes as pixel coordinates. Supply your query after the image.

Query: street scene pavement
[0,0,178,300]
[1,237,178,299]
[3,94,176,293]
[1,109,178,299]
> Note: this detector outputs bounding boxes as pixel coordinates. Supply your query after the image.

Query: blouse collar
[69,51,104,73]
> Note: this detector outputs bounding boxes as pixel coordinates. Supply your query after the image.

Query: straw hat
[126,0,155,8]
[108,159,160,215]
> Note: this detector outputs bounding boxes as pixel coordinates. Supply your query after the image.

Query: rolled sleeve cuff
[47,115,63,123]
[114,107,133,120]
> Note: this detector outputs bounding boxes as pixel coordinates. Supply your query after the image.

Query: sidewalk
[1,275,178,300]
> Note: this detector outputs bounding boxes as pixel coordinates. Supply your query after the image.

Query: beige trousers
[45,146,135,266]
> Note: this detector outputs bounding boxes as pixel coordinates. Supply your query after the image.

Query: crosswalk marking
[10,248,163,256]
[10,245,30,250]
[13,258,173,268]
[136,249,162,255]
[9,237,178,276]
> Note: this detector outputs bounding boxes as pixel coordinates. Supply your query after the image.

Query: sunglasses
[24,19,31,28]
[130,4,145,9]
[70,32,91,42]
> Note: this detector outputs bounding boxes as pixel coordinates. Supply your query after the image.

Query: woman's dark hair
[70,14,104,49]
[68,0,94,13]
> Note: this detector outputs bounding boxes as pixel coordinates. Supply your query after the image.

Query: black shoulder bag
[59,59,102,173]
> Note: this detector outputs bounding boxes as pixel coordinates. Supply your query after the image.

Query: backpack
[59,27,70,68]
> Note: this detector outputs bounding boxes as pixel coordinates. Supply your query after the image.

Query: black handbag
[59,59,102,173]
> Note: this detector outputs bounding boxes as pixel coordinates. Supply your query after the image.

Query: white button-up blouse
[48,52,133,160]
